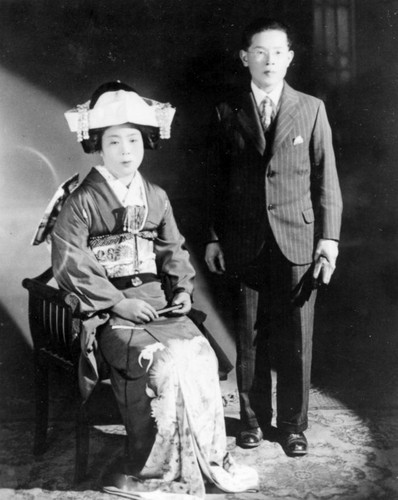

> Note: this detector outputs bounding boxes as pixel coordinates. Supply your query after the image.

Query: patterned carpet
[1,386,398,500]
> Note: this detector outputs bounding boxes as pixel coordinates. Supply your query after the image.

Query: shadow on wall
[0,68,94,339]
[0,302,35,417]
[311,69,398,413]
[312,243,398,411]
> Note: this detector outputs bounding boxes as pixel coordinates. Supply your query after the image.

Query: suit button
[267,170,275,178]
[268,204,275,211]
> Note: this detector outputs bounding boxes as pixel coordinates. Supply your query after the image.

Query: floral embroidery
[138,342,165,371]
[125,332,258,497]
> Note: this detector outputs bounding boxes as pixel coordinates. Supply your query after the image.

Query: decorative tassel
[153,102,176,139]
[76,103,90,142]
[122,206,144,284]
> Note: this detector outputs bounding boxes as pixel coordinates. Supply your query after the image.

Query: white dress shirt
[251,80,284,112]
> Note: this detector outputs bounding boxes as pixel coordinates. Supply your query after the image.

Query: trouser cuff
[277,419,308,434]
[240,415,260,429]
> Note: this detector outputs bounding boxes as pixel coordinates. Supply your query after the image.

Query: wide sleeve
[51,192,125,315]
[311,100,343,240]
[154,195,195,297]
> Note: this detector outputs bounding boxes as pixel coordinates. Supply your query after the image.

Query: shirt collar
[251,80,284,109]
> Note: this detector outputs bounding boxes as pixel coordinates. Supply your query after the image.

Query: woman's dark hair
[81,81,160,154]
[241,18,293,50]
[82,125,160,153]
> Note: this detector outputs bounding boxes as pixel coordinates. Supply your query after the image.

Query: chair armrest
[22,268,81,316]
[34,267,54,284]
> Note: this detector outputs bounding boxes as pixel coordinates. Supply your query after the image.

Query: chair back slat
[61,307,69,349]
[41,299,47,335]
[59,306,74,353]
[49,302,58,349]
[23,272,82,366]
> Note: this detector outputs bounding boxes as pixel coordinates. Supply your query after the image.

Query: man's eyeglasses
[246,49,286,61]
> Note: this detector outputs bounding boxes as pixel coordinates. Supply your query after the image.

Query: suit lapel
[234,84,299,157]
[236,91,266,156]
[271,82,299,156]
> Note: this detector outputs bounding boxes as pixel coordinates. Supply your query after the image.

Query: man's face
[240,29,294,92]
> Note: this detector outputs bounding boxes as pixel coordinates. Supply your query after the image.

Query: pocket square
[293,135,304,146]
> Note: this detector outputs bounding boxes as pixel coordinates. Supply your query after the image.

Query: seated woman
[51,81,258,499]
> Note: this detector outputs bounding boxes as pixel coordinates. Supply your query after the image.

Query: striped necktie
[260,96,274,131]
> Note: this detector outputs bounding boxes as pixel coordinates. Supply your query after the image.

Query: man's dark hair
[81,81,160,154]
[241,18,293,50]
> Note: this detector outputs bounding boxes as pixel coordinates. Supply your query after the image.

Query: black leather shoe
[279,431,308,456]
[236,426,263,448]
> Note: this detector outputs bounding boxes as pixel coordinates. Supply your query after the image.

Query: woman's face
[101,124,144,180]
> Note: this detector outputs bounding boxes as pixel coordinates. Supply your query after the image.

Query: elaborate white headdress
[65,89,176,141]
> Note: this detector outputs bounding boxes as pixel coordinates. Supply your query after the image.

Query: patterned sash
[89,230,157,279]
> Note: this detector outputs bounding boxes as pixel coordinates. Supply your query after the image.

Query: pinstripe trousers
[232,232,317,434]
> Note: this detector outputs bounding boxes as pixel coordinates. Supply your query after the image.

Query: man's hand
[171,291,192,315]
[313,239,339,285]
[112,298,158,323]
[205,242,226,274]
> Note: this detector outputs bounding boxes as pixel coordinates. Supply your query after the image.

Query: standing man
[205,18,342,456]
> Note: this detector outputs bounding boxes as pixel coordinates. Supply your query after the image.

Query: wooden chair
[22,268,119,483]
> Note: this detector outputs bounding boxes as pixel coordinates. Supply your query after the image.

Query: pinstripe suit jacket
[208,82,343,268]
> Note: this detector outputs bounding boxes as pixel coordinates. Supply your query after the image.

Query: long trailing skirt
[98,281,258,499]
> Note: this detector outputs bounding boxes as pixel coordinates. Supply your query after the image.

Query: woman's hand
[171,291,192,315]
[112,297,159,323]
